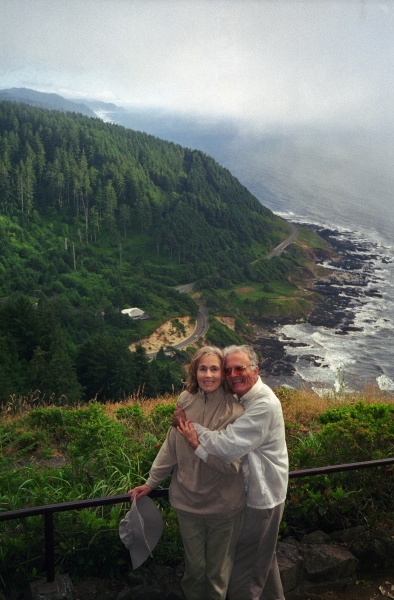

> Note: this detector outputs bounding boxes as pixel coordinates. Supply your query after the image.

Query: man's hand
[172,403,186,427]
[128,484,153,501]
[177,420,199,450]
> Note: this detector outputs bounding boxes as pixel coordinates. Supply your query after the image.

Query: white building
[121,307,145,320]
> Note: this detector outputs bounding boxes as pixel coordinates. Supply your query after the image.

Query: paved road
[265,222,299,259]
[175,283,196,294]
[173,307,209,350]
[173,283,210,350]
[173,222,299,347]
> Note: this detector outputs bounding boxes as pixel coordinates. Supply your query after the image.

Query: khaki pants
[227,503,285,600]
[177,510,243,600]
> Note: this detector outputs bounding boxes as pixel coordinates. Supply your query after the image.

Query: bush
[284,400,394,537]
[116,404,148,433]
[293,401,394,466]
[318,400,394,425]
[148,402,176,438]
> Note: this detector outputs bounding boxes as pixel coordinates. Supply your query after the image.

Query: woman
[128,346,245,600]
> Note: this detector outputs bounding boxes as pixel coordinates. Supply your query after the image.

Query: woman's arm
[178,420,244,475]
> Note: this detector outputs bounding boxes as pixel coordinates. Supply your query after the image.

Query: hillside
[0,98,291,278]
[0,98,324,406]
[0,87,96,117]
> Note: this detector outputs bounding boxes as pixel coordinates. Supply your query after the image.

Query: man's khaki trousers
[227,503,285,600]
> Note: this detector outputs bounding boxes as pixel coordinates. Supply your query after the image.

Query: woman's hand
[177,419,199,450]
[127,484,153,501]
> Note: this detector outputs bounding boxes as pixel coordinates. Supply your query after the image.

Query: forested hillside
[0,100,292,405]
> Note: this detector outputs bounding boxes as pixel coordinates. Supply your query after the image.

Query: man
[176,345,288,600]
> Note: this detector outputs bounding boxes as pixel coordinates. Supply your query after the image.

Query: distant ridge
[75,98,124,113]
[0,87,96,117]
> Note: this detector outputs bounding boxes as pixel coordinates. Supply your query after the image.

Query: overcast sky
[1,0,393,132]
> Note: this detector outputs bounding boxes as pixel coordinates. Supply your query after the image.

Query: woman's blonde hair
[186,346,225,394]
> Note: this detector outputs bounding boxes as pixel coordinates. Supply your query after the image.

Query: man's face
[224,350,259,397]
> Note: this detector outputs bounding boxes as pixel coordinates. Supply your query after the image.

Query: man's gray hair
[223,345,259,368]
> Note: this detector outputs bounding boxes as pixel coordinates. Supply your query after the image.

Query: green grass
[244,280,297,299]
[215,279,313,319]
[216,279,296,300]
[297,226,330,250]
[257,297,314,318]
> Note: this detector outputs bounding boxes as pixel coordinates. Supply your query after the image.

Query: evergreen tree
[0,335,24,404]
[44,334,82,405]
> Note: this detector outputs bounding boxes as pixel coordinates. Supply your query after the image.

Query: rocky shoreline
[252,225,386,387]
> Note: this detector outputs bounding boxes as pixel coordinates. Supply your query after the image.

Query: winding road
[173,306,210,350]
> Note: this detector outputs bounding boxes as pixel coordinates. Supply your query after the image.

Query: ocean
[102,108,394,393]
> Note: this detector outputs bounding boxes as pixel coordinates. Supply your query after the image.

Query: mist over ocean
[104,107,394,393]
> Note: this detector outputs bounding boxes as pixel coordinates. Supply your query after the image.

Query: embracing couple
[129,345,289,600]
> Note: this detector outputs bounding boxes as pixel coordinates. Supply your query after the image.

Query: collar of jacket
[197,386,225,402]
[237,376,263,405]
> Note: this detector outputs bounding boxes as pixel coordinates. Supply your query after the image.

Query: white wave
[376,375,394,391]
[280,324,357,384]
[353,295,394,334]
[275,212,352,234]
[273,209,394,256]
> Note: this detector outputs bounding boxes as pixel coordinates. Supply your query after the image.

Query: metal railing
[1,457,393,583]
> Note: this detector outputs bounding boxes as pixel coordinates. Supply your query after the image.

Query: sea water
[101,108,394,392]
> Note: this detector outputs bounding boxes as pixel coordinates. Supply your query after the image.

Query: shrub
[2,392,394,595]
[0,423,50,461]
[284,475,360,536]
[148,402,176,438]
[116,404,148,433]
[318,400,394,425]
[285,400,394,537]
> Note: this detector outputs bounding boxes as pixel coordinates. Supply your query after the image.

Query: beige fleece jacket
[145,387,246,518]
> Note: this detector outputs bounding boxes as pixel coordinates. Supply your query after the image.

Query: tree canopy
[0,100,292,404]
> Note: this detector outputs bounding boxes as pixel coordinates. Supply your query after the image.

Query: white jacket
[194,377,288,509]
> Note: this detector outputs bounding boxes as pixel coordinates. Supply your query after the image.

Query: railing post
[44,512,55,583]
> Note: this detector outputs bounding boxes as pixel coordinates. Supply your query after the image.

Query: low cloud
[1,0,393,131]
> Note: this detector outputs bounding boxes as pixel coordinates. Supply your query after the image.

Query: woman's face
[196,354,223,394]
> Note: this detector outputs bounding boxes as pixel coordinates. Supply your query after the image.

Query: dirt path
[129,317,196,353]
